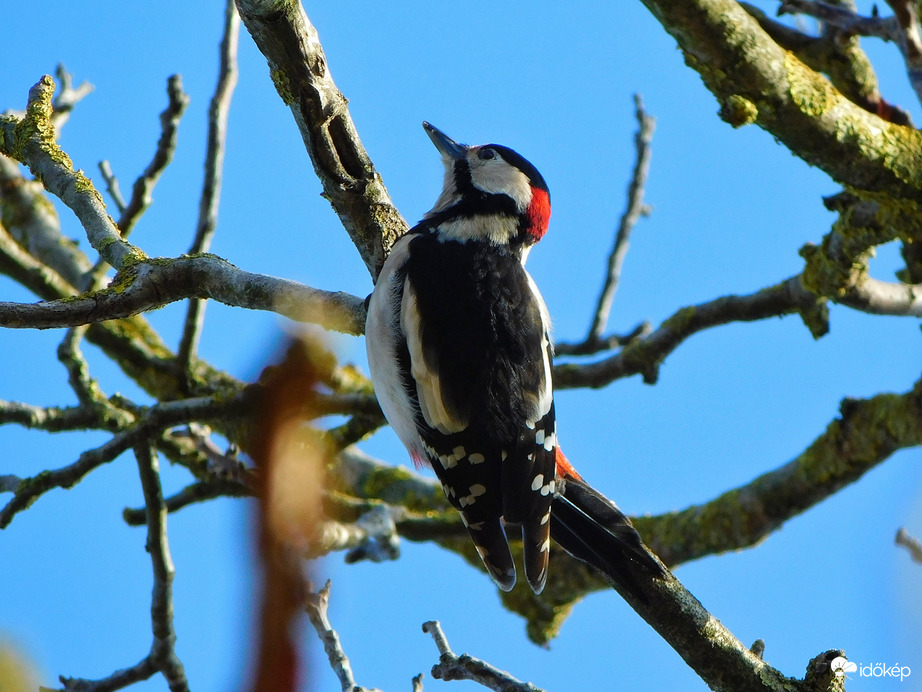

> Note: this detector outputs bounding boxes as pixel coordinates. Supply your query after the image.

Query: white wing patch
[524,270,554,426]
[400,279,469,435]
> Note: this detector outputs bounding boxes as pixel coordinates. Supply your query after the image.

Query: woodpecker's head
[421,122,550,250]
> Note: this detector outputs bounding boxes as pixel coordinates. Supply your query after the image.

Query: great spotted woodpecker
[366,123,663,596]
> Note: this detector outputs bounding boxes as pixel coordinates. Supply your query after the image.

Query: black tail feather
[550,477,665,602]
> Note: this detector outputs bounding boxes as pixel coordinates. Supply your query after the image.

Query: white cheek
[469,160,532,210]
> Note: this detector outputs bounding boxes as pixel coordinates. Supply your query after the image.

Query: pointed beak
[423,122,466,160]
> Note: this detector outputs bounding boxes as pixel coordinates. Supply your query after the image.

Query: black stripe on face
[425,158,535,244]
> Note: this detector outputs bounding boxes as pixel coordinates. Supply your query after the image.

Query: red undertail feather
[555,447,583,482]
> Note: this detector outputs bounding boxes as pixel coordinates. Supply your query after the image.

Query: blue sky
[2,1,921,690]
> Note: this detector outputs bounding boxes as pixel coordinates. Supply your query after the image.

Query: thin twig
[56,324,103,407]
[555,275,827,389]
[0,399,101,432]
[59,444,188,692]
[422,621,546,692]
[97,160,128,215]
[134,443,189,691]
[79,76,190,292]
[555,320,651,356]
[305,580,371,692]
[587,94,655,344]
[177,0,241,382]
[50,64,94,131]
[60,655,157,691]
[896,527,922,563]
[0,393,251,528]
[122,477,253,526]
[117,75,189,236]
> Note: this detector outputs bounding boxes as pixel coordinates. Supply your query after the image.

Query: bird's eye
[478,148,497,160]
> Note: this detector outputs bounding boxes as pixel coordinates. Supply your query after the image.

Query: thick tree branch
[643,378,922,566]
[742,2,913,125]
[234,0,408,278]
[0,254,367,335]
[639,0,922,201]
[780,0,922,107]
[0,154,92,288]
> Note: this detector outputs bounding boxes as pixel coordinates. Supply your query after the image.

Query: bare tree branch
[122,477,252,526]
[0,77,143,270]
[117,76,190,237]
[778,0,900,40]
[422,621,545,692]
[0,154,92,288]
[234,0,408,277]
[82,77,189,293]
[643,378,922,566]
[306,581,379,692]
[742,2,914,125]
[49,64,94,131]
[779,0,922,107]
[178,0,241,379]
[555,275,826,388]
[0,393,251,528]
[97,160,127,215]
[896,527,922,563]
[57,324,104,407]
[587,94,655,344]
[0,254,367,335]
[639,0,922,201]
[58,444,188,692]
[134,444,189,692]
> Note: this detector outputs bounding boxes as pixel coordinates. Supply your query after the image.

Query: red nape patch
[555,447,583,482]
[526,187,551,242]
